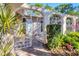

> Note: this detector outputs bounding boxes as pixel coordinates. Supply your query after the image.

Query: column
[37,17,39,34]
[62,16,67,34]
[43,13,49,44]
[73,16,77,32]
[30,16,33,47]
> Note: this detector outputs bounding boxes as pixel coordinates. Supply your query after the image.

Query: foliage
[16,21,26,38]
[47,34,64,49]
[29,3,79,16]
[47,32,79,55]
[59,32,79,52]
[63,32,79,53]
[64,32,79,43]
[47,24,61,38]
[54,3,79,16]
[0,34,15,56]
[0,4,18,56]
[46,24,61,49]
[29,3,53,11]
[45,4,53,11]
[55,4,74,14]
[61,32,79,51]
[67,10,79,15]
[34,3,43,8]
[0,4,17,33]
[47,31,79,54]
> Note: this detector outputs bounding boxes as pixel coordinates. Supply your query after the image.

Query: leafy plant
[0,34,15,56]
[45,4,53,11]
[47,31,79,54]
[47,34,64,49]
[0,4,18,56]
[67,32,79,39]
[63,32,79,53]
[34,3,43,8]
[47,24,61,39]
[0,4,17,34]
[55,4,74,14]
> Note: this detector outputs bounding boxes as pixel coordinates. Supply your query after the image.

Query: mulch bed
[51,48,79,56]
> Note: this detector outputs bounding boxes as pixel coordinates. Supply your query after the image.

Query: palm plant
[0,4,18,56]
[0,4,17,34]
[0,36,15,56]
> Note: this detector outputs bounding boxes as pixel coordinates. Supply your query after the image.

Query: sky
[42,3,79,8]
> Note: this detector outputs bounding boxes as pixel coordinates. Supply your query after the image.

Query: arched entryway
[14,8,45,49]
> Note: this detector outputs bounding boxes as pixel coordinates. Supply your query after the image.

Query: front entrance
[26,17,44,48]
[14,16,44,49]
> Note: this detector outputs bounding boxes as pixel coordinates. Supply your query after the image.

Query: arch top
[49,13,79,21]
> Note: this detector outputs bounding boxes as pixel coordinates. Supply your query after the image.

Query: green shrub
[47,24,61,39]
[63,35,76,44]
[63,32,79,43]
[47,32,79,50]
[72,42,79,49]
[67,32,79,42]
[47,34,64,49]
[47,25,79,53]
[47,24,61,49]
[47,31,79,55]
[67,32,79,37]
[72,41,79,54]
[63,32,79,53]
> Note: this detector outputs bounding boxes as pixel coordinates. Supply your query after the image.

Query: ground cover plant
[47,32,79,55]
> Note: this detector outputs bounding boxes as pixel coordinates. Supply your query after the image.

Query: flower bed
[47,32,79,56]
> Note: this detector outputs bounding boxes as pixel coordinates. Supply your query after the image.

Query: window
[23,18,26,22]
[76,19,79,31]
[50,14,61,24]
[66,17,73,33]
[41,21,43,32]
[66,17,72,26]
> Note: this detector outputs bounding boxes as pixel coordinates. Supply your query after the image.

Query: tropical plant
[47,31,79,54]
[0,4,17,34]
[47,24,61,39]
[0,4,18,56]
[47,34,64,49]
[63,32,79,53]
[16,21,26,38]
[0,34,15,56]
